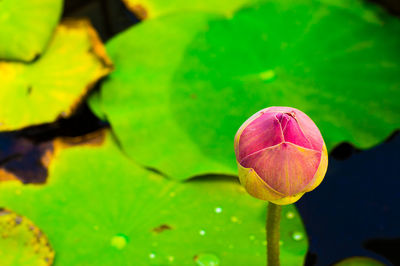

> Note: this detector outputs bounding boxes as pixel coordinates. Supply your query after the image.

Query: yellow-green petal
[238,162,284,202]
[304,143,328,193]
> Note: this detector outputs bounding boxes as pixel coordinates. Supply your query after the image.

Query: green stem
[267,202,281,266]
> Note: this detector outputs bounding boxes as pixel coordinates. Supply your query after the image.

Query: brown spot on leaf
[152,224,172,233]
[15,216,22,224]
[0,209,10,216]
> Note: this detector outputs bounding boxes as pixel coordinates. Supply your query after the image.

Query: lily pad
[0,19,113,131]
[0,209,54,265]
[0,0,63,61]
[91,0,400,180]
[0,132,307,265]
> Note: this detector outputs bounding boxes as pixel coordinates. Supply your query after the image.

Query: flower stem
[267,202,281,266]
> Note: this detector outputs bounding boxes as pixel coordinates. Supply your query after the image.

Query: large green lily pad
[0,19,113,131]
[0,209,54,265]
[0,132,307,265]
[0,0,63,61]
[91,0,400,180]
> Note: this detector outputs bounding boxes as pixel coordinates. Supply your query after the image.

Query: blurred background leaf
[0,0,63,62]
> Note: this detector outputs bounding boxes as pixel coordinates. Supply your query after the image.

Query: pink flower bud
[234,107,328,205]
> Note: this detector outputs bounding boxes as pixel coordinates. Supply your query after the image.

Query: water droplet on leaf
[199,230,206,236]
[286,211,295,219]
[110,234,128,250]
[291,231,304,241]
[214,207,222,213]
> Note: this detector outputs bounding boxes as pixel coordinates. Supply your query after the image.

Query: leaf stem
[267,202,281,266]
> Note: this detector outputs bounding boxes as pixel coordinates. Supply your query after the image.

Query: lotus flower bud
[234,107,328,205]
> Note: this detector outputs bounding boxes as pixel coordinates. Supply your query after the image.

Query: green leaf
[122,0,260,19]
[0,132,307,265]
[0,209,54,265]
[0,19,113,131]
[92,0,400,180]
[0,0,63,61]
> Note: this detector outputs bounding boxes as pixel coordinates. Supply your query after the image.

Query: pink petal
[272,107,324,151]
[237,112,284,161]
[240,142,321,195]
[290,109,324,151]
[280,114,314,149]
